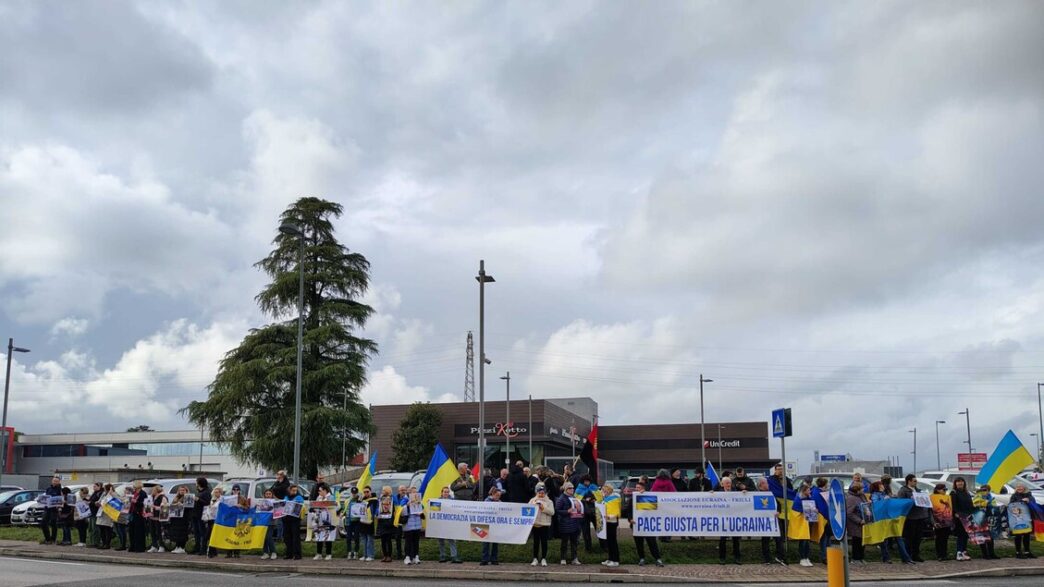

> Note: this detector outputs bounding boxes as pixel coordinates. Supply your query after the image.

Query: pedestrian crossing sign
[772,408,792,438]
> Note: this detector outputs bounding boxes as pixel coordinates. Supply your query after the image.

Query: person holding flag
[1009,483,1037,559]
[766,463,795,564]
[600,482,622,567]
[418,443,459,507]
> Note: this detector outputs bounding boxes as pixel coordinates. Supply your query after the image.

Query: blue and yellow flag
[356,451,377,492]
[603,493,621,518]
[977,430,1034,491]
[706,463,720,489]
[635,494,658,510]
[419,443,458,506]
[787,497,826,541]
[209,502,272,550]
[101,496,123,522]
[861,498,913,546]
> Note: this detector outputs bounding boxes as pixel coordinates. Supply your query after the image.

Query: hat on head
[535,484,546,492]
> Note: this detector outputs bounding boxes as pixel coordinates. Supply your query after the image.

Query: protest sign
[632,492,780,537]
[425,499,537,544]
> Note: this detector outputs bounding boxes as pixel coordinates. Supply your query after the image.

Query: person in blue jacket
[810,477,832,561]
[555,482,584,565]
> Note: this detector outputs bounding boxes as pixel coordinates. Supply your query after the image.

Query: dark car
[0,490,43,525]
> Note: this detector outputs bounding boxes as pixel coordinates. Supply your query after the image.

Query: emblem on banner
[753,496,776,511]
[521,506,535,517]
[428,501,441,512]
[635,495,658,510]
[470,524,490,539]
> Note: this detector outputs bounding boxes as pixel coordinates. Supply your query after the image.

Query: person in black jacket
[309,473,330,501]
[87,483,104,547]
[506,461,530,504]
[896,474,928,562]
[190,477,211,555]
[671,469,689,492]
[271,470,290,500]
[950,477,973,561]
[39,476,63,545]
[688,468,711,492]
[127,481,148,553]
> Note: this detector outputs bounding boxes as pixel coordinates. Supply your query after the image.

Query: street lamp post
[476,261,494,475]
[501,372,511,467]
[279,222,306,483]
[1038,383,1044,466]
[958,409,972,455]
[717,425,725,472]
[528,394,533,466]
[935,420,946,470]
[1032,433,1040,465]
[700,374,713,468]
[1,339,30,489]
[909,428,917,474]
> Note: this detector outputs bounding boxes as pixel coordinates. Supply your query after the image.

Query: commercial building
[370,397,774,478]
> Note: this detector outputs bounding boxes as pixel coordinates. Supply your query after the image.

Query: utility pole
[476,261,494,475]
[2,339,30,489]
[464,332,475,402]
[909,428,917,474]
[501,372,511,467]
[935,420,946,470]
[700,375,713,468]
[958,409,972,454]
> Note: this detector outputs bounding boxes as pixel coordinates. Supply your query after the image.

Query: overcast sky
[2,0,1044,474]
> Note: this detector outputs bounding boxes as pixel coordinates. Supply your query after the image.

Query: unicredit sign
[703,439,742,449]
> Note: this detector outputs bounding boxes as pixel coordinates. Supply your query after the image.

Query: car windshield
[0,490,19,502]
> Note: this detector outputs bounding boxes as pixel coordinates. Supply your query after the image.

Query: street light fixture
[699,374,713,469]
[935,420,946,471]
[476,261,494,476]
[279,222,306,484]
[717,425,725,472]
[957,409,972,454]
[1,339,30,490]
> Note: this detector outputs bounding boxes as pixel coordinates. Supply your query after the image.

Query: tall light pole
[279,222,306,483]
[528,394,533,466]
[909,428,917,475]
[935,420,946,470]
[501,372,511,467]
[1032,433,1040,466]
[476,261,494,475]
[717,425,725,471]
[699,374,713,468]
[1,339,30,490]
[958,409,972,455]
[1038,383,1044,466]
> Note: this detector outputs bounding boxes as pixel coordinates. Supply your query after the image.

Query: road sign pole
[842,535,850,587]
[781,434,787,564]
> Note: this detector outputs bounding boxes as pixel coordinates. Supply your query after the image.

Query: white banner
[632,491,780,537]
[425,499,537,544]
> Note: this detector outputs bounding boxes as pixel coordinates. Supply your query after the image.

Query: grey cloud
[0,0,213,114]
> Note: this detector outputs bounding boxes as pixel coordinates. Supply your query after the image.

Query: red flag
[579,420,599,483]
[471,461,481,482]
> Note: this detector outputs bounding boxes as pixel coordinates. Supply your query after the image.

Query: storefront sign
[455,423,542,438]
[702,439,743,449]
[632,492,780,538]
[957,452,987,471]
[426,499,537,544]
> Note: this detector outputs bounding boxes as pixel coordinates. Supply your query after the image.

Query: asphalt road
[2,556,1043,586]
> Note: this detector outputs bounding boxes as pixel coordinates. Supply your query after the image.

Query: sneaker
[602,560,611,566]
[157,547,165,553]
[532,558,539,566]
[1027,552,1038,559]
[452,559,463,563]
[638,558,646,566]
[774,557,787,566]
[572,558,582,565]
[413,556,420,564]
[491,561,500,565]
[560,560,567,565]
[313,554,322,560]
[404,556,411,565]
[480,561,489,566]
[325,555,332,561]
[800,558,813,567]
[148,547,157,553]
[541,559,547,566]
[656,559,664,567]
[608,561,619,567]
[76,543,85,547]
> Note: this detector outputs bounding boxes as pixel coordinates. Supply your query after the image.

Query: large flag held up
[208,502,272,550]
[419,443,458,506]
[976,430,1034,491]
[861,498,914,546]
[356,451,378,491]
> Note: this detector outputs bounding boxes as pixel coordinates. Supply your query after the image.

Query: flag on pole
[579,419,599,483]
[419,443,458,506]
[977,430,1034,491]
[356,451,377,491]
[705,462,720,489]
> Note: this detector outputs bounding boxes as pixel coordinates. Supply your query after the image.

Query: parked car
[0,485,24,492]
[0,490,42,525]
[919,470,1044,505]
[10,499,39,526]
[216,477,315,501]
[146,478,220,500]
[368,471,416,499]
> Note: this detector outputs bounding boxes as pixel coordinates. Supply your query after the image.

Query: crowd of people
[30,463,1039,568]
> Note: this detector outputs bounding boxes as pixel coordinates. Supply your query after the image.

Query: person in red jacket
[649,469,676,492]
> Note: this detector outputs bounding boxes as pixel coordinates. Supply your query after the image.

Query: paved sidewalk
[2,540,1043,583]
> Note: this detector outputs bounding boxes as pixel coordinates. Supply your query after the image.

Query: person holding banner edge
[627,480,664,567]
[716,477,742,565]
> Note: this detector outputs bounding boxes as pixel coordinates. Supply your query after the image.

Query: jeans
[531,526,549,560]
[481,542,499,563]
[115,524,127,549]
[819,531,831,561]
[954,520,968,552]
[438,538,458,561]
[798,540,809,560]
[263,525,277,555]
[192,516,206,554]
[41,508,58,542]
[360,530,375,559]
[61,524,71,544]
[880,537,911,562]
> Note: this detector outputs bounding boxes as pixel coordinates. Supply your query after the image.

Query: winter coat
[845,490,865,538]
[555,494,584,535]
[506,465,530,503]
[650,477,676,492]
[950,489,974,516]
[530,495,554,527]
[450,475,476,501]
[270,478,290,500]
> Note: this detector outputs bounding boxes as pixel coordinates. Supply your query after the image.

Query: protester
[796,483,815,567]
[768,463,793,564]
[224,485,244,559]
[96,484,116,550]
[310,486,336,560]
[309,473,330,501]
[57,487,74,546]
[203,486,222,558]
[87,482,104,547]
[147,485,167,553]
[896,474,927,562]
[845,481,866,564]
[930,483,951,561]
[258,488,278,560]
[575,475,597,552]
[507,460,530,503]
[628,481,664,567]
[73,486,90,546]
[869,481,912,564]
[600,483,620,567]
[375,495,396,562]
[688,467,711,492]
[671,468,688,492]
[402,489,424,565]
[811,477,831,562]
[340,485,361,559]
[450,463,476,501]
[356,486,377,562]
[270,470,290,500]
[733,468,754,492]
[39,476,63,545]
[168,486,190,554]
[650,469,676,492]
[527,467,540,499]
[529,483,554,566]
[191,477,212,555]
[127,480,148,553]
[972,484,1000,560]
[480,486,503,565]
[950,477,973,561]
[435,486,461,563]
[556,482,583,565]
[716,477,741,564]
[1010,483,1037,559]
[282,484,304,560]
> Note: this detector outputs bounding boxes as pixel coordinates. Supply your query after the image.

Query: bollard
[827,544,847,587]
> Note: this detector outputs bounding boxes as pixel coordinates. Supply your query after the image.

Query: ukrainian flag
[977,430,1035,491]
[786,497,825,541]
[356,451,377,491]
[419,443,458,507]
[861,498,913,546]
[635,494,658,510]
[209,502,272,550]
[603,494,621,519]
[101,497,123,522]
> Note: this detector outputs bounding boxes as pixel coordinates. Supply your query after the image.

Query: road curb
[2,545,1044,583]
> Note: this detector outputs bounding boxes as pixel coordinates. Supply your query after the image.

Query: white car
[920,470,1044,505]
[10,499,38,526]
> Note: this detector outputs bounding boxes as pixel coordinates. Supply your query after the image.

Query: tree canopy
[390,403,443,471]
[183,197,376,480]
